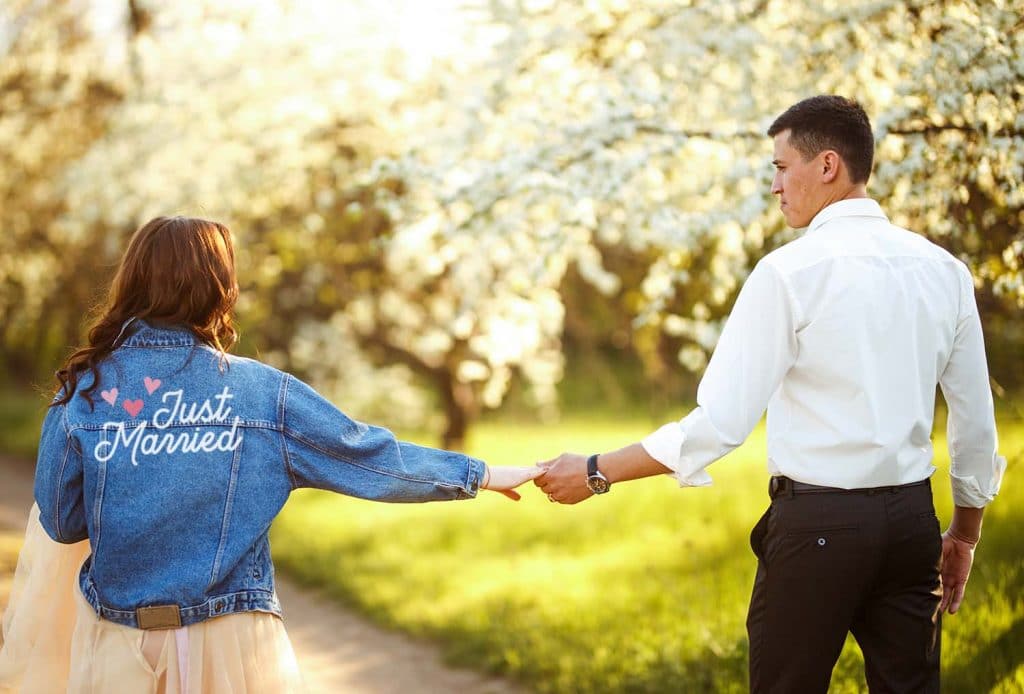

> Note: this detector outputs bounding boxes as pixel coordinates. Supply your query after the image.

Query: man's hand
[481,465,544,501]
[939,530,976,614]
[533,453,592,504]
[533,444,672,504]
[940,505,984,614]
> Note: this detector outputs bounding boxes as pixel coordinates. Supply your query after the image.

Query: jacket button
[817,537,826,547]
[214,600,225,612]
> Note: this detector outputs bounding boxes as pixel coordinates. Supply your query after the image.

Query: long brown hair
[53,216,239,407]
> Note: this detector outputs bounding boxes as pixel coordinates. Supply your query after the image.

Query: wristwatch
[586,453,611,494]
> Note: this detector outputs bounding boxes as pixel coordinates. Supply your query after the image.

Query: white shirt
[642,198,1005,508]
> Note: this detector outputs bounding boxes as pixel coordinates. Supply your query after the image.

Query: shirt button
[817,537,826,547]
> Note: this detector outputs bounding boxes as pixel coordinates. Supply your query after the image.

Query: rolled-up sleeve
[939,264,1005,508]
[34,401,88,543]
[642,260,799,486]
[280,374,486,501]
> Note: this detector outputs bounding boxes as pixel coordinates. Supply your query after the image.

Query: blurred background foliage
[1,0,1021,449]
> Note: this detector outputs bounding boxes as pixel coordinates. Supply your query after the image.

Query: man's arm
[938,262,1005,509]
[935,263,1005,613]
[536,260,800,503]
[34,402,88,543]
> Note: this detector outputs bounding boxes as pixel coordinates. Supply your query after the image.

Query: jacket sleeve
[34,400,89,543]
[279,374,486,501]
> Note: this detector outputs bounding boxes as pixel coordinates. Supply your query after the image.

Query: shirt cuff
[641,422,713,488]
[950,453,1006,508]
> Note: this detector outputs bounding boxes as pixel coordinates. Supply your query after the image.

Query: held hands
[479,454,592,503]
[480,464,545,501]
[533,453,592,504]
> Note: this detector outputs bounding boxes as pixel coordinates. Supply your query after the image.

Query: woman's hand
[481,465,545,501]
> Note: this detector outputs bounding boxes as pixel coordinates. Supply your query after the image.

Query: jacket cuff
[464,456,487,498]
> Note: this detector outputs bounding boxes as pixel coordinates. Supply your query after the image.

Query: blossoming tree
[373,0,1023,404]
[3,0,1020,448]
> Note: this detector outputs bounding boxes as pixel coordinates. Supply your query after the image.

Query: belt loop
[768,476,793,500]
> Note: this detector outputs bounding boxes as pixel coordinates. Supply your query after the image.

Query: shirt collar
[119,318,199,347]
[806,198,888,233]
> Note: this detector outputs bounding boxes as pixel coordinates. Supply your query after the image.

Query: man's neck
[819,183,869,211]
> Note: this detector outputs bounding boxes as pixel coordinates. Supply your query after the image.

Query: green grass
[272,414,1024,693]
[0,383,1020,691]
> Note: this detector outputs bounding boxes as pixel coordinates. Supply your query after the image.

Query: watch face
[587,474,610,494]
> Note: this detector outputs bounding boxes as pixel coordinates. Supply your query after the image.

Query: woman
[0,216,538,693]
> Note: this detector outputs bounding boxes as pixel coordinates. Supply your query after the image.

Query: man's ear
[821,151,841,184]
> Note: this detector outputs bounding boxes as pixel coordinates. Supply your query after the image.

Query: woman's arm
[33,401,88,543]
[279,374,537,501]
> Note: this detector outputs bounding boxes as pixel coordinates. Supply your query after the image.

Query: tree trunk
[353,333,481,451]
[441,406,467,451]
[437,371,477,451]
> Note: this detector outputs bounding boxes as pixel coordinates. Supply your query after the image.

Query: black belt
[769,475,930,500]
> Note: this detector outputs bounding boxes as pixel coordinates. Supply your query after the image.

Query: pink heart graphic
[122,399,144,418]
[101,388,119,406]
[144,377,162,395]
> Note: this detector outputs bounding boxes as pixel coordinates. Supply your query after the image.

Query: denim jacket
[34,320,486,629]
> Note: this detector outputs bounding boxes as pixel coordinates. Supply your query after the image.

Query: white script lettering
[93,387,242,465]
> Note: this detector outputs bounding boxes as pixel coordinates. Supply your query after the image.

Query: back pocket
[776,525,860,566]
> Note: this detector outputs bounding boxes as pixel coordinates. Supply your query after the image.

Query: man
[535,95,1005,693]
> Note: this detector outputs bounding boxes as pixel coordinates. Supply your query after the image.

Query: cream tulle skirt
[1,505,304,693]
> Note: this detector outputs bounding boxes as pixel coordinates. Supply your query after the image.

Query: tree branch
[432,119,761,233]
[352,326,438,379]
[885,123,1024,138]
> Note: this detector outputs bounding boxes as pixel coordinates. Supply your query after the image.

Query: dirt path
[0,456,523,694]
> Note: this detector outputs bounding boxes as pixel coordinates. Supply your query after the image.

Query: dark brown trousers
[747,478,943,693]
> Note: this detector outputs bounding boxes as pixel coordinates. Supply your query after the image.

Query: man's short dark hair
[767,96,874,184]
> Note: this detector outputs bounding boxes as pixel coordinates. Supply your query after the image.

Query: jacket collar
[807,198,888,233]
[119,318,198,347]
